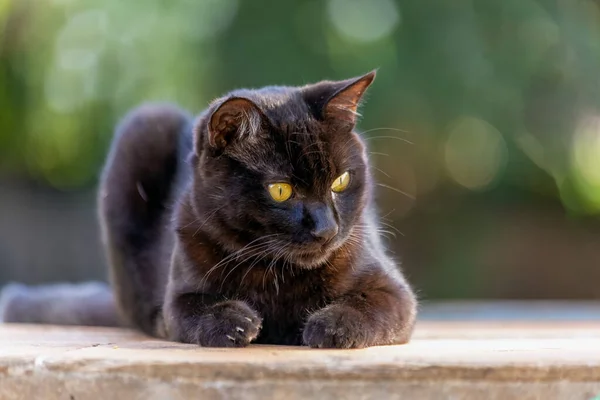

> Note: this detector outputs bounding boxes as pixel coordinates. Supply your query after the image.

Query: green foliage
[2,0,600,214]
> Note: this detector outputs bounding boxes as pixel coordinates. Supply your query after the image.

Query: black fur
[1,72,417,348]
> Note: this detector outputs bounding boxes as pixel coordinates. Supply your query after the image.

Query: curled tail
[0,281,123,327]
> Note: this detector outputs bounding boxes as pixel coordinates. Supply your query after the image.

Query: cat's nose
[311,223,338,243]
[306,202,338,243]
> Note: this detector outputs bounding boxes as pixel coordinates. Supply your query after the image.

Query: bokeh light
[178,0,239,41]
[571,116,600,211]
[55,9,108,72]
[326,0,400,43]
[444,117,508,191]
[517,12,561,72]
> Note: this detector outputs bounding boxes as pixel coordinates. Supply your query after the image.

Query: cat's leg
[99,104,192,336]
[303,267,417,348]
[162,249,263,347]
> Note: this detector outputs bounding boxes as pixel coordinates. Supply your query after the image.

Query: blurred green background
[1,0,599,299]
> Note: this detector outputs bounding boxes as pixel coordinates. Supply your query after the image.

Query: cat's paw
[303,304,371,349]
[196,300,262,347]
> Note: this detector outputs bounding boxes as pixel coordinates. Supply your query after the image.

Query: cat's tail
[0,281,123,327]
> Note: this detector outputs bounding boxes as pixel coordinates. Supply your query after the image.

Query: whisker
[176,202,224,231]
[213,236,278,268]
[218,243,277,291]
[377,229,397,239]
[379,221,404,237]
[364,135,414,145]
[239,242,281,287]
[369,151,390,157]
[380,209,396,220]
[200,235,281,288]
[297,150,327,164]
[202,243,271,288]
[371,165,391,179]
[192,203,229,237]
[361,127,410,134]
[285,253,295,278]
[264,246,286,294]
[375,183,415,200]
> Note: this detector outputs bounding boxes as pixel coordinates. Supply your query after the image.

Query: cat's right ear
[203,97,263,149]
[302,71,376,127]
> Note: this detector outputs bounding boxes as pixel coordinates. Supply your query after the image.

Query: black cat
[0,71,417,348]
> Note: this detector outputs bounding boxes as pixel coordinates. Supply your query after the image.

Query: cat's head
[189,71,376,268]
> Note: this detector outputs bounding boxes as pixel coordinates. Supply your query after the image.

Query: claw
[226,334,236,342]
[236,326,244,333]
[244,317,252,323]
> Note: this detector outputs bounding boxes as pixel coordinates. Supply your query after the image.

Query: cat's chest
[243,273,331,345]
[221,265,337,339]
[241,268,331,316]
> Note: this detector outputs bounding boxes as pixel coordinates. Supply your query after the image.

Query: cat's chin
[289,251,331,269]
[285,242,343,269]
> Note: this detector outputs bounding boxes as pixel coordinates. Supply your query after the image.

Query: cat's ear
[303,70,376,125]
[324,71,376,123]
[206,97,262,148]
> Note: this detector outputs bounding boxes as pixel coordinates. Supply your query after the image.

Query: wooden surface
[2,315,600,399]
[419,300,600,321]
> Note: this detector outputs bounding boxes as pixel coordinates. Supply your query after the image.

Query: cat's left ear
[303,70,376,125]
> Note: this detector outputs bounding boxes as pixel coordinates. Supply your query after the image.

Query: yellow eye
[331,171,350,193]
[268,183,293,202]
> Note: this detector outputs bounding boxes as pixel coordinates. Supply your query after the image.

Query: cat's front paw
[196,300,262,347]
[303,304,371,349]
